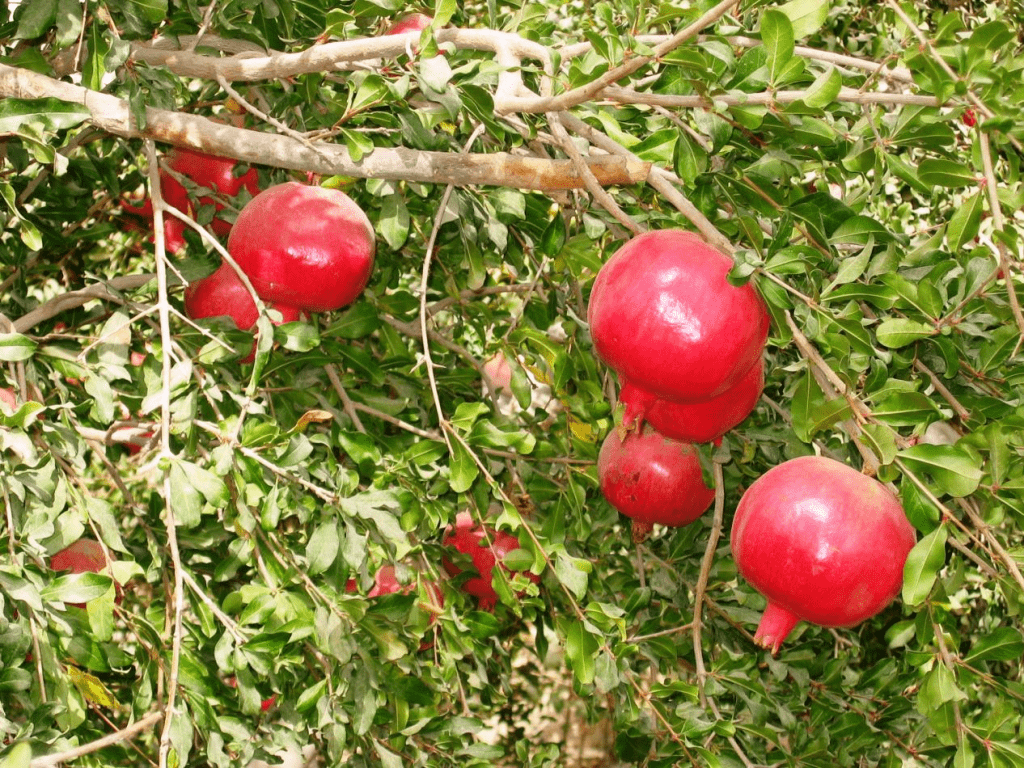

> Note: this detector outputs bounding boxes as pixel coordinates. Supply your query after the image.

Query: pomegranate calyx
[754,601,801,656]
[619,380,656,436]
[631,519,654,545]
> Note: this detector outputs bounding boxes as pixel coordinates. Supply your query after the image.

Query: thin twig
[693,461,726,707]
[325,364,366,433]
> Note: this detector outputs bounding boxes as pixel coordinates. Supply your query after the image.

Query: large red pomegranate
[227,182,376,313]
[122,148,260,253]
[588,230,769,403]
[730,455,917,654]
[620,358,765,445]
[597,424,715,542]
[184,262,303,363]
[441,512,540,610]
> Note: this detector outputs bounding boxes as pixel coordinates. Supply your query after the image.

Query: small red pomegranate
[122,148,260,253]
[731,455,917,654]
[441,512,539,610]
[598,425,716,542]
[0,387,17,413]
[50,539,120,608]
[385,12,433,35]
[184,262,303,362]
[227,182,376,313]
[620,358,765,445]
[588,230,769,403]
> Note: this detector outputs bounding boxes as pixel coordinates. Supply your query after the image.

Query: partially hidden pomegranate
[598,425,715,543]
[620,357,765,445]
[49,539,121,608]
[588,229,769,403]
[227,182,376,313]
[0,387,17,413]
[441,512,540,610]
[346,565,444,649]
[385,13,433,35]
[730,455,917,654]
[184,262,304,363]
[122,148,260,253]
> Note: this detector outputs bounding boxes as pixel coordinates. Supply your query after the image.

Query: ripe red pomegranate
[731,455,917,654]
[184,262,303,363]
[441,512,540,610]
[227,182,376,313]
[122,148,260,253]
[620,358,765,445]
[588,230,769,403]
[385,12,433,35]
[50,539,120,608]
[598,425,715,542]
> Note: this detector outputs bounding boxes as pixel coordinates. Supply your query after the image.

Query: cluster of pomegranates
[589,229,917,652]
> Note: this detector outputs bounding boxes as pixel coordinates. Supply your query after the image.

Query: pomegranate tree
[441,512,539,610]
[620,358,765,445]
[730,455,917,654]
[588,229,769,404]
[597,425,715,542]
[227,182,376,313]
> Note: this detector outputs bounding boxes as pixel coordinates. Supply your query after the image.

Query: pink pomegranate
[482,352,513,395]
[0,387,17,413]
[731,455,917,654]
[50,539,121,607]
[598,425,715,542]
[122,148,260,253]
[184,262,304,362]
[588,230,769,403]
[442,512,540,610]
[620,358,765,445]
[227,182,376,313]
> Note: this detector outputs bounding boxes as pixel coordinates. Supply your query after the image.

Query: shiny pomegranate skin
[620,357,765,444]
[227,182,376,313]
[730,455,917,654]
[184,263,303,363]
[441,512,539,610]
[165,148,260,237]
[385,13,433,35]
[587,230,769,403]
[598,425,715,530]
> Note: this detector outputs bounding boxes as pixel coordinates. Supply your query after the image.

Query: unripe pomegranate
[0,387,17,413]
[49,539,121,608]
[598,425,715,543]
[731,456,917,654]
[184,262,303,363]
[441,512,539,610]
[588,230,769,403]
[482,352,513,395]
[386,13,433,35]
[227,182,376,313]
[620,358,765,445]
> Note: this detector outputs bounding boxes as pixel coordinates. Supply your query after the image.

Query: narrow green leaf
[861,423,898,466]
[898,444,983,497]
[946,191,983,251]
[0,98,90,134]
[0,333,38,362]
[902,524,946,606]
[565,621,598,686]
[448,439,479,493]
[831,215,892,244]
[803,65,841,108]
[963,626,1024,663]
[918,159,979,188]
[306,521,340,575]
[875,318,937,348]
[977,325,1020,373]
[379,193,410,250]
[760,10,795,83]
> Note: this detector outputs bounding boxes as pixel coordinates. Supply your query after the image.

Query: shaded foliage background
[1,0,1024,766]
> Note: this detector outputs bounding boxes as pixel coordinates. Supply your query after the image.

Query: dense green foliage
[2,0,1024,766]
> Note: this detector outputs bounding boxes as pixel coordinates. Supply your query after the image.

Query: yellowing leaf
[293,410,334,432]
[568,414,597,443]
[68,666,118,709]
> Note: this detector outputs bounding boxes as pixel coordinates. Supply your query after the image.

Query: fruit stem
[631,520,653,544]
[753,601,800,655]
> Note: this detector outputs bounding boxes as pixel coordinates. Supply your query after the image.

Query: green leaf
[946,191,983,251]
[898,444,983,497]
[0,741,32,768]
[379,193,410,250]
[760,10,795,84]
[831,215,892,244]
[0,333,38,362]
[861,423,898,466]
[875,318,937,348]
[803,65,842,108]
[448,439,479,493]
[554,552,590,601]
[918,159,979,188]
[564,620,599,686]
[433,0,457,26]
[14,0,57,39]
[902,523,946,606]
[82,19,112,92]
[977,324,1020,373]
[0,98,90,134]
[777,0,830,38]
[306,521,340,575]
[963,626,1024,663]
[42,572,113,605]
